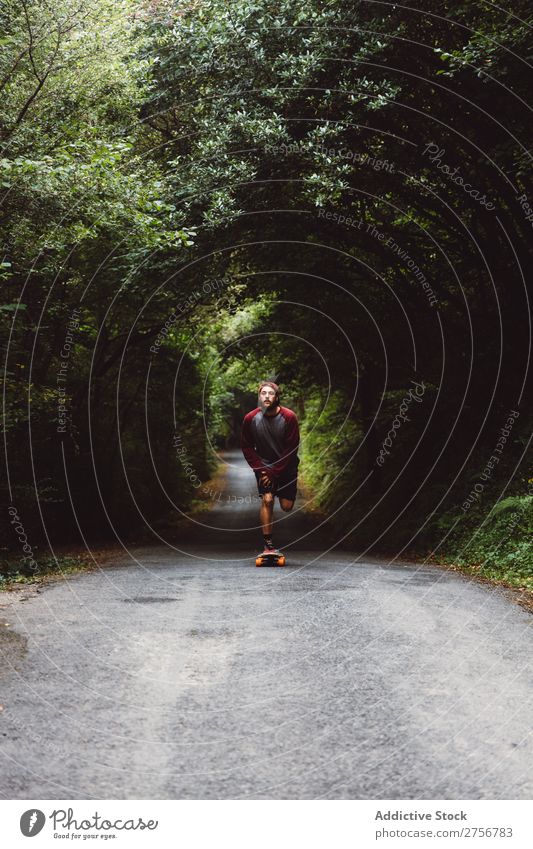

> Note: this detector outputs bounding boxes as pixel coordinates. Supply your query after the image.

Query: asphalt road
[1,451,532,799]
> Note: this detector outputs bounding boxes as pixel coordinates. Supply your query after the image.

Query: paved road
[1,451,532,799]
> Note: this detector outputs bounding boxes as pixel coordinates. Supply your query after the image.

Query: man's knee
[262,492,275,506]
[279,498,294,512]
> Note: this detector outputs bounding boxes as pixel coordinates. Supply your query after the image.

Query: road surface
[1,451,532,799]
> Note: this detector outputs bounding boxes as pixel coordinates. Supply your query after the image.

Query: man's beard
[259,396,278,412]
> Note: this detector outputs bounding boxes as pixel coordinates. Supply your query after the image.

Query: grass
[424,494,533,594]
[0,553,93,591]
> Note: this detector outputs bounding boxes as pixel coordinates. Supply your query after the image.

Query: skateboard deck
[255,551,286,567]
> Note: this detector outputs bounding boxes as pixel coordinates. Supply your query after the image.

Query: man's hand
[259,470,273,488]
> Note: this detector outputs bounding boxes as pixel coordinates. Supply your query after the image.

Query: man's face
[259,385,277,410]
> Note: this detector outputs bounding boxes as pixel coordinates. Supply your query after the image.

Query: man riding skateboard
[241,381,300,562]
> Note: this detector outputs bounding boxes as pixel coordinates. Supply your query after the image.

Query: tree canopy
[2,0,531,581]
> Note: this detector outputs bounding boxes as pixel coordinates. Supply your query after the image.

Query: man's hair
[258,380,280,399]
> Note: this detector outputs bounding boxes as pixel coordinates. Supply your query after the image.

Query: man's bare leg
[260,492,275,536]
[279,498,294,513]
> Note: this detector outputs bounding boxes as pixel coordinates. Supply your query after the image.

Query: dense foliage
[2,0,531,583]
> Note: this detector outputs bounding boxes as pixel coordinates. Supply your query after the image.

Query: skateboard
[255,550,286,567]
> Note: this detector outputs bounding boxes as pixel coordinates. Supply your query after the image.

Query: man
[241,381,300,555]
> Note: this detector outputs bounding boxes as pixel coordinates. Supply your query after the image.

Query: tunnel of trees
[1,0,531,583]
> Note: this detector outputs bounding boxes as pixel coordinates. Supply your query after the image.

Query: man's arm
[241,411,266,472]
[267,410,300,477]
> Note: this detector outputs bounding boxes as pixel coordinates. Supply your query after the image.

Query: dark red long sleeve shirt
[241,406,300,477]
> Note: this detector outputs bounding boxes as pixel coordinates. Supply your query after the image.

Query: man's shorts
[254,460,299,502]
